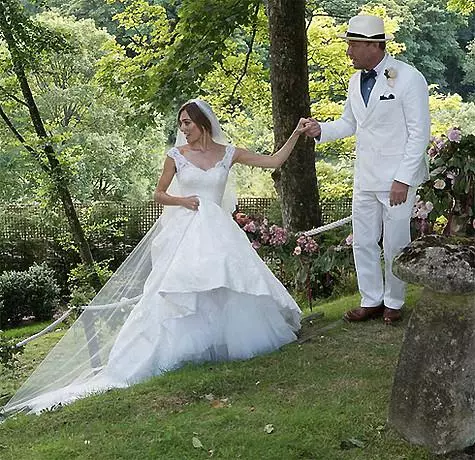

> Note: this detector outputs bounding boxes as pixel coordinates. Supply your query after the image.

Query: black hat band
[345,32,386,40]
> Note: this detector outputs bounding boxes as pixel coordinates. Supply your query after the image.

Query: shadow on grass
[0,286,446,460]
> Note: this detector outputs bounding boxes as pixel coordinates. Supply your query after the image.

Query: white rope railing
[14,295,143,348]
[303,215,352,237]
[13,216,352,348]
[85,295,142,311]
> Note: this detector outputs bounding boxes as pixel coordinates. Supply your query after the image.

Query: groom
[305,15,430,324]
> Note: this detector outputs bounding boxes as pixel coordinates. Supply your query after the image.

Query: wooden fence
[0,198,352,241]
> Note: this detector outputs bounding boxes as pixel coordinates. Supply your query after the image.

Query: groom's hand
[390,180,409,206]
[304,118,321,138]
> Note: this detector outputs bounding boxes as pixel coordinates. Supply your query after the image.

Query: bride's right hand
[293,117,319,136]
[182,195,200,211]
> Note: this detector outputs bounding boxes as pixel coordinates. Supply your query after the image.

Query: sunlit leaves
[102,0,260,111]
[447,0,475,14]
[0,10,165,203]
[0,0,71,70]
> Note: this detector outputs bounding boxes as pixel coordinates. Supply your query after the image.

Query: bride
[1,99,312,416]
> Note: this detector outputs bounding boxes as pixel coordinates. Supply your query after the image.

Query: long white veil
[1,99,236,417]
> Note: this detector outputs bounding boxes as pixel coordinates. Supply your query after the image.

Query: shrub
[0,271,31,326]
[414,128,475,237]
[27,264,62,321]
[0,239,79,296]
[0,330,24,371]
[234,213,355,305]
[68,260,113,308]
[0,263,61,328]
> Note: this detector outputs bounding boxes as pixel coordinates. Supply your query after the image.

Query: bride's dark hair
[178,101,212,135]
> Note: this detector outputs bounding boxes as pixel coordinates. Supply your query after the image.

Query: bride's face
[179,110,202,144]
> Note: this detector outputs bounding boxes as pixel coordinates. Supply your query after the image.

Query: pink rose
[427,146,438,158]
[293,246,302,256]
[345,234,353,245]
[296,235,307,246]
[304,239,318,254]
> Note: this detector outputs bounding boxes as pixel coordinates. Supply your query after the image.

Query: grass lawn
[0,287,443,459]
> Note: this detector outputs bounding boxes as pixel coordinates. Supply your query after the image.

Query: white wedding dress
[1,145,301,416]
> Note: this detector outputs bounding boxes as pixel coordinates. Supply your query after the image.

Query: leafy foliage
[0,0,70,67]
[416,128,475,236]
[0,331,24,371]
[369,0,468,93]
[0,11,165,203]
[100,0,260,112]
[0,263,61,328]
[234,212,355,303]
[462,38,475,88]
[68,260,113,308]
[447,0,475,14]
[316,160,353,202]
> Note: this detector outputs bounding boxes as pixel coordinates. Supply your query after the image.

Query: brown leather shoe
[383,307,402,325]
[343,305,384,322]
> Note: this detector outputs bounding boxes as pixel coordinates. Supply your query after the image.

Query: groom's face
[346,40,380,70]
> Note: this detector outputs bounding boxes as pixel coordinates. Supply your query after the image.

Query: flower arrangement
[384,67,397,87]
[414,127,475,236]
[234,213,355,306]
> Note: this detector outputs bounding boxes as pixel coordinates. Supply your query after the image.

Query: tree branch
[0,85,28,107]
[0,104,50,173]
[228,2,260,104]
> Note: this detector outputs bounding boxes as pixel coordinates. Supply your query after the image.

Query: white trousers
[352,188,416,310]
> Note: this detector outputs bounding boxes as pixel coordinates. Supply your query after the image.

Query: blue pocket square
[380,94,395,100]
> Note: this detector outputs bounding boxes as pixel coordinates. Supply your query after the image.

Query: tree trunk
[267,0,321,232]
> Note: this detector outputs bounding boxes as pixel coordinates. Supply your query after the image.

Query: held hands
[182,195,200,211]
[293,118,318,136]
[390,181,409,206]
[302,118,321,138]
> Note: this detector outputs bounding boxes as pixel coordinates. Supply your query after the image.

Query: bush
[414,128,475,237]
[68,260,113,308]
[0,239,79,297]
[233,213,355,304]
[0,263,61,328]
[0,330,24,371]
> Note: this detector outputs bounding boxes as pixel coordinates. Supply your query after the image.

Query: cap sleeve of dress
[223,145,236,170]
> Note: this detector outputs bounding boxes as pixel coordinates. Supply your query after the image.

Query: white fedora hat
[338,15,394,42]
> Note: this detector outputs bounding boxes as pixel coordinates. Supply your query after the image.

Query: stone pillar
[388,235,475,455]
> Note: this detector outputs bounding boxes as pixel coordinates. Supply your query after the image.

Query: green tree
[0,11,165,203]
[306,0,472,97]
[448,0,475,14]
[0,0,100,287]
[377,0,467,94]
[99,0,321,230]
[99,0,260,112]
[463,38,475,90]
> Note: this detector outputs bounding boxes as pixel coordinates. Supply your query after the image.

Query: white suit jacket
[317,55,430,191]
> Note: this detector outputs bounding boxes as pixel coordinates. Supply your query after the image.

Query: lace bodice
[167,145,235,206]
